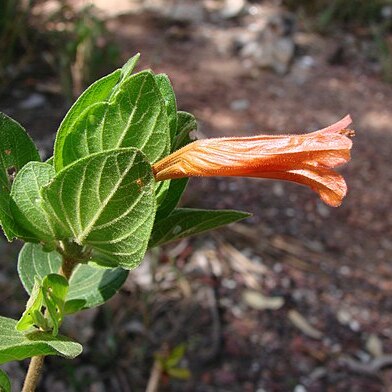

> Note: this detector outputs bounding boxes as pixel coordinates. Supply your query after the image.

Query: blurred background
[1,0,392,391]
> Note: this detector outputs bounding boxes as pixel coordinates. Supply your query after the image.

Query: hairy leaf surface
[54,53,141,172]
[0,316,82,364]
[155,178,188,221]
[18,243,128,309]
[16,274,69,336]
[43,148,156,269]
[54,69,122,171]
[0,369,10,392]
[155,73,177,141]
[60,70,170,168]
[149,208,250,247]
[0,113,41,240]
[10,162,63,242]
[173,111,197,151]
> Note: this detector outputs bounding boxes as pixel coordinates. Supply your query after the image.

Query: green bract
[0,55,249,369]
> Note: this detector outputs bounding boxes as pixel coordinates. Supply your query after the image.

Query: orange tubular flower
[153,115,354,207]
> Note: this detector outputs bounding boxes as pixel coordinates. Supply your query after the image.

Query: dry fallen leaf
[366,334,383,358]
[288,309,323,339]
[242,290,284,310]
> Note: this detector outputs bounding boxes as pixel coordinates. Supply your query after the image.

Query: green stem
[22,251,79,391]
[146,358,163,392]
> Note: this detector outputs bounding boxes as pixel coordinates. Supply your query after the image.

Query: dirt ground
[1,2,392,391]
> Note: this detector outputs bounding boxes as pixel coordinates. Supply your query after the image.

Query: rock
[230,98,249,111]
[272,183,285,197]
[317,202,330,218]
[74,0,142,17]
[382,5,392,18]
[238,11,296,74]
[18,93,46,110]
[145,0,205,25]
[271,37,295,74]
[89,381,106,392]
[169,1,205,24]
[221,0,246,19]
[289,55,317,85]
[222,278,237,289]
[31,0,61,16]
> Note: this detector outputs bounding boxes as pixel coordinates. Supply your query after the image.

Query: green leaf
[53,68,122,172]
[16,274,69,336]
[155,74,177,141]
[155,180,171,209]
[10,162,62,243]
[64,299,86,315]
[68,263,128,308]
[60,70,171,168]
[173,111,197,151]
[166,367,191,380]
[41,274,69,336]
[0,316,82,364]
[166,343,186,368]
[149,208,250,247]
[155,178,188,221]
[0,113,41,240]
[16,278,47,332]
[0,368,11,392]
[18,244,62,292]
[121,54,140,78]
[42,148,156,269]
[113,53,140,96]
[18,243,129,309]
[154,111,196,220]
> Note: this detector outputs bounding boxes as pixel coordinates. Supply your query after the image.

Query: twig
[341,354,392,376]
[146,358,163,392]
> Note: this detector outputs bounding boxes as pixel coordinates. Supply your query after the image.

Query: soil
[1,2,392,391]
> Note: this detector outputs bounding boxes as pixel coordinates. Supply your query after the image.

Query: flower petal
[249,166,347,207]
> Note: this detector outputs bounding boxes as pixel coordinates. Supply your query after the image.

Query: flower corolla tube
[153,115,354,207]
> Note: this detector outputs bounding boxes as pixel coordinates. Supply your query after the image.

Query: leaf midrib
[76,154,136,243]
[32,168,56,237]
[113,73,149,150]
